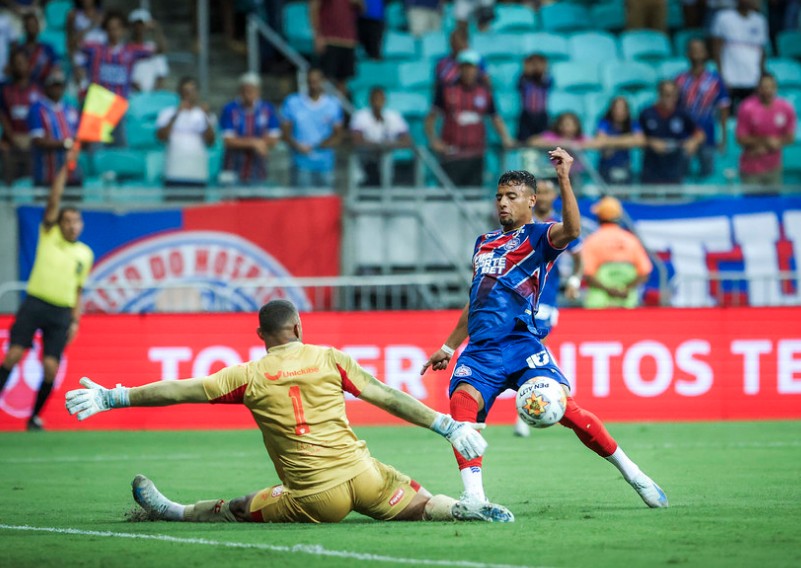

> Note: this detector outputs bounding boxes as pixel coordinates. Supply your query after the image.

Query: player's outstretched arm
[421,302,469,374]
[65,376,209,421]
[358,376,487,459]
[547,147,582,249]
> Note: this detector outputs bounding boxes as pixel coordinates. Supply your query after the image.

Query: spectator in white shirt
[129,9,168,93]
[711,0,768,113]
[349,86,412,186]
[156,77,216,190]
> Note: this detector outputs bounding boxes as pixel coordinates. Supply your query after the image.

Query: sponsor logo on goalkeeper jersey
[389,488,405,506]
[83,231,311,314]
[264,367,319,381]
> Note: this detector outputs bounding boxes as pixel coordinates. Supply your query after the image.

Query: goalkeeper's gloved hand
[430,413,488,459]
[65,377,130,421]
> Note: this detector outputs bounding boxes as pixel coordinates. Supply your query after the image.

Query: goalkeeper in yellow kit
[65,300,513,524]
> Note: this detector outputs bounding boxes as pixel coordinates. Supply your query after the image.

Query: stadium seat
[44,0,72,30]
[283,1,314,54]
[784,89,801,123]
[667,0,684,29]
[777,30,801,60]
[487,61,521,92]
[349,61,400,91]
[590,0,627,31]
[783,144,801,183]
[583,92,614,129]
[420,31,447,61]
[568,32,620,64]
[602,61,658,93]
[673,28,706,55]
[521,32,570,62]
[629,91,656,115]
[383,31,418,60]
[620,30,673,63]
[495,94,521,121]
[93,149,147,182]
[547,91,586,119]
[385,2,407,31]
[145,150,164,184]
[658,57,690,80]
[39,28,67,58]
[766,58,801,89]
[126,119,159,149]
[551,61,603,93]
[491,4,537,32]
[386,91,430,118]
[539,3,591,32]
[473,32,524,62]
[128,91,180,121]
[397,60,433,90]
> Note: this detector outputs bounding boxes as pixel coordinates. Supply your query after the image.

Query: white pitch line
[0,451,259,465]
[0,524,546,568]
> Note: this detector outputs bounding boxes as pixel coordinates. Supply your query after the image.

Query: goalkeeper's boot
[132,475,176,519]
[453,495,515,523]
[630,472,669,508]
[513,417,530,438]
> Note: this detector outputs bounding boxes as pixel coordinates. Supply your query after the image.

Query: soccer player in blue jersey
[512,178,582,438]
[422,147,668,509]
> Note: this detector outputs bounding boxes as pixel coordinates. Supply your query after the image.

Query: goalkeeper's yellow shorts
[248,458,421,523]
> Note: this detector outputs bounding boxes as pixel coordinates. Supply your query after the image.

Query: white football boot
[513,416,531,438]
[629,472,669,508]
[453,494,515,523]
[132,474,176,519]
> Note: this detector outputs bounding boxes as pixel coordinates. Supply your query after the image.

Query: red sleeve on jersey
[209,384,247,404]
[546,223,568,251]
[337,363,362,396]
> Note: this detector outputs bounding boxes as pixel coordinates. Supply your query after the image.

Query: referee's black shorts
[8,295,73,361]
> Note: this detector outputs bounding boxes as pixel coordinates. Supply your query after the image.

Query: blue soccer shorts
[448,330,570,422]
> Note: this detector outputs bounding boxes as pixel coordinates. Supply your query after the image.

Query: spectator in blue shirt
[17,12,59,88]
[639,80,705,185]
[280,68,344,190]
[675,38,731,179]
[595,97,645,184]
[358,0,385,60]
[218,72,281,185]
[517,53,552,142]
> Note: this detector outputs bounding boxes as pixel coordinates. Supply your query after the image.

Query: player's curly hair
[259,300,299,335]
[497,170,538,194]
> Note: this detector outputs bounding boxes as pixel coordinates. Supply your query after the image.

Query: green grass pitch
[1,420,800,568]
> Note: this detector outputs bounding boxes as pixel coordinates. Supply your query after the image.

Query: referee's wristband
[440,344,455,357]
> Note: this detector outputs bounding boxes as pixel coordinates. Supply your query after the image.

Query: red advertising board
[1,307,800,430]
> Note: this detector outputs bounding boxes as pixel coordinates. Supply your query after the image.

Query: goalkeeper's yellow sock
[423,494,457,521]
[184,499,239,522]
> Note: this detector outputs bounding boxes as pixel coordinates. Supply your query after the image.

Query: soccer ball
[515,377,567,428]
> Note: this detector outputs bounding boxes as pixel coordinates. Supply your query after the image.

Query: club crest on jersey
[504,237,521,250]
[82,231,311,314]
[454,364,472,377]
[270,485,284,498]
[526,350,550,368]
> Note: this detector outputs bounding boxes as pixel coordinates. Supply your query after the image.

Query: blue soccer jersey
[468,221,565,343]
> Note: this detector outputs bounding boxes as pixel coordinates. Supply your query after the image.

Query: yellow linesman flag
[76,83,129,143]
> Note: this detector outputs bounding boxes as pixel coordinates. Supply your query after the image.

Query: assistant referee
[0,150,93,430]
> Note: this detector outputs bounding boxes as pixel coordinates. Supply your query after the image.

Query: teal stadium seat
[93,149,147,183]
[667,0,684,29]
[386,91,430,118]
[126,118,159,149]
[496,94,521,122]
[551,61,603,93]
[44,0,72,30]
[487,61,522,92]
[777,30,801,60]
[784,90,801,136]
[283,1,314,54]
[39,28,67,58]
[584,92,614,128]
[473,32,524,63]
[783,144,801,183]
[658,57,690,80]
[602,61,658,94]
[673,28,707,55]
[590,0,626,31]
[539,3,591,32]
[145,150,164,184]
[349,61,400,91]
[385,2,407,31]
[383,31,418,60]
[568,32,620,64]
[766,58,801,90]
[547,91,586,119]
[629,91,656,116]
[128,91,180,121]
[620,30,673,63]
[420,32,447,61]
[397,60,433,90]
[521,32,570,62]
[491,4,537,32]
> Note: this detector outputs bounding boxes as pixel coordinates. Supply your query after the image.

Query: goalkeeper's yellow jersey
[201,342,374,497]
